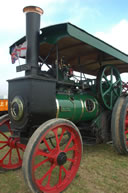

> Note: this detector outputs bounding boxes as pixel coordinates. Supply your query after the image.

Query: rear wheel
[0,114,26,170]
[23,118,83,193]
[111,96,128,154]
[119,96,128,154]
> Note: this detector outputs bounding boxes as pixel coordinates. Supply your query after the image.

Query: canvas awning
[10,23,128,76]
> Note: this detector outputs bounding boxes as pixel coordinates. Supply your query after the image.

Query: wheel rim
[98,65,122,110]
[124,109,128,149]
[0,119,25,169]
[31,123,82,193]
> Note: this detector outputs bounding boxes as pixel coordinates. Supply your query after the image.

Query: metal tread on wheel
[111,96,128,154]
[22,118,83,193]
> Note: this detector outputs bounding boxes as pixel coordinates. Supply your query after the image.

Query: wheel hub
[8,137,19,148]
[57,152,67,166]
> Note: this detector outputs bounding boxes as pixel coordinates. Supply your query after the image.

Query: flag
[19,41,27,57]
[11,41,27,64]
[11,46,18,64]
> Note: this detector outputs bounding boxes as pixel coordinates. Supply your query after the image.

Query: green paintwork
[9,23,128,77]
[67,24,128,63]
[10,23,128,64]
[39,23,128,63]
[56,93,99,123]
[99,64,122,110]
[40,24,68,44]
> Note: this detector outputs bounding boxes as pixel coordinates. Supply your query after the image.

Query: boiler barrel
[56,94,99,123]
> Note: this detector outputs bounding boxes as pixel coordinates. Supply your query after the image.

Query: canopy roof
[10,22,128,76]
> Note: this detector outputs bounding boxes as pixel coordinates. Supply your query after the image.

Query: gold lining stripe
[56,99,59,118]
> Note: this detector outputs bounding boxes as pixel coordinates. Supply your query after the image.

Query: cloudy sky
[0,0,128,97]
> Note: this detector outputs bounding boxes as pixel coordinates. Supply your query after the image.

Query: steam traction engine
[0,6,128,193]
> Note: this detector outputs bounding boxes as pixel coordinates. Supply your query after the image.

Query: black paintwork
[8,76,56,132]
[25,12,41,75]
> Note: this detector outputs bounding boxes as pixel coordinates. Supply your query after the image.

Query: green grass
[0,143,128,193]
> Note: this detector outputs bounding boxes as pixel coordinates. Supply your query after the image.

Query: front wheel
[22,118,83,193]
[0,114,26,170]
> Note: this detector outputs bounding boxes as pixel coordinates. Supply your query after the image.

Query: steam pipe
[23,6,43,75]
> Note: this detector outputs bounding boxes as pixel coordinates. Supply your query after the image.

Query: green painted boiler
[56,94,99,123]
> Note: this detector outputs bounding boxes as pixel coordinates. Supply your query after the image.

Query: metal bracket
[16,64,31,72]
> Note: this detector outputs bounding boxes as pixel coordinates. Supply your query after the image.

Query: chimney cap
[23,6,44,15]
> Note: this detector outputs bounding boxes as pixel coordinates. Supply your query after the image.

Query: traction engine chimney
[23,6,43,75]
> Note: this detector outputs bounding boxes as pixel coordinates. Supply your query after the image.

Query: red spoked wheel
[23,118,83,193]
[0,114,26,170]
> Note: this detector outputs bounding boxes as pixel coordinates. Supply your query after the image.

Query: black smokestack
[23,6,43,75]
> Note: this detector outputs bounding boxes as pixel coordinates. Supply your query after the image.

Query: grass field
[0,143,128,193]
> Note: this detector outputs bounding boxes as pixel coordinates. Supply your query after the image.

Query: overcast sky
[0,0,128,97]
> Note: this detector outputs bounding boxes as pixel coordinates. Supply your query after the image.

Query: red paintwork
[31,124,82,193]
[0,120,26,169]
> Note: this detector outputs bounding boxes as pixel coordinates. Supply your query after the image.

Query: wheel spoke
[17,143,26,150]
[61,165,68,176]
[110,89,113,108]
[113,79,120,87]
[47,165,53,187]
[110,68,113,83]
[67,158,75,163]
[1,148,11,162]
[103,74,111,87]
[61,165,72,180]
[0,141,8,144]
[53,129,60,151]
[59,129,66,144]
[34,158,49,171]
[43,137,52,152]
[0,131,9,139]
[16,147,22,162]
[6,122,13,135]
[37,164,56,184]
[0,119,9,127]
[64,135,73,152]
[8,148,12,165]
[65,145,76,152]
[59,166,62,184]
[103,86,111,97]
[36,149,53,158]
[113,88,118,97]
[0,143,8,150]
